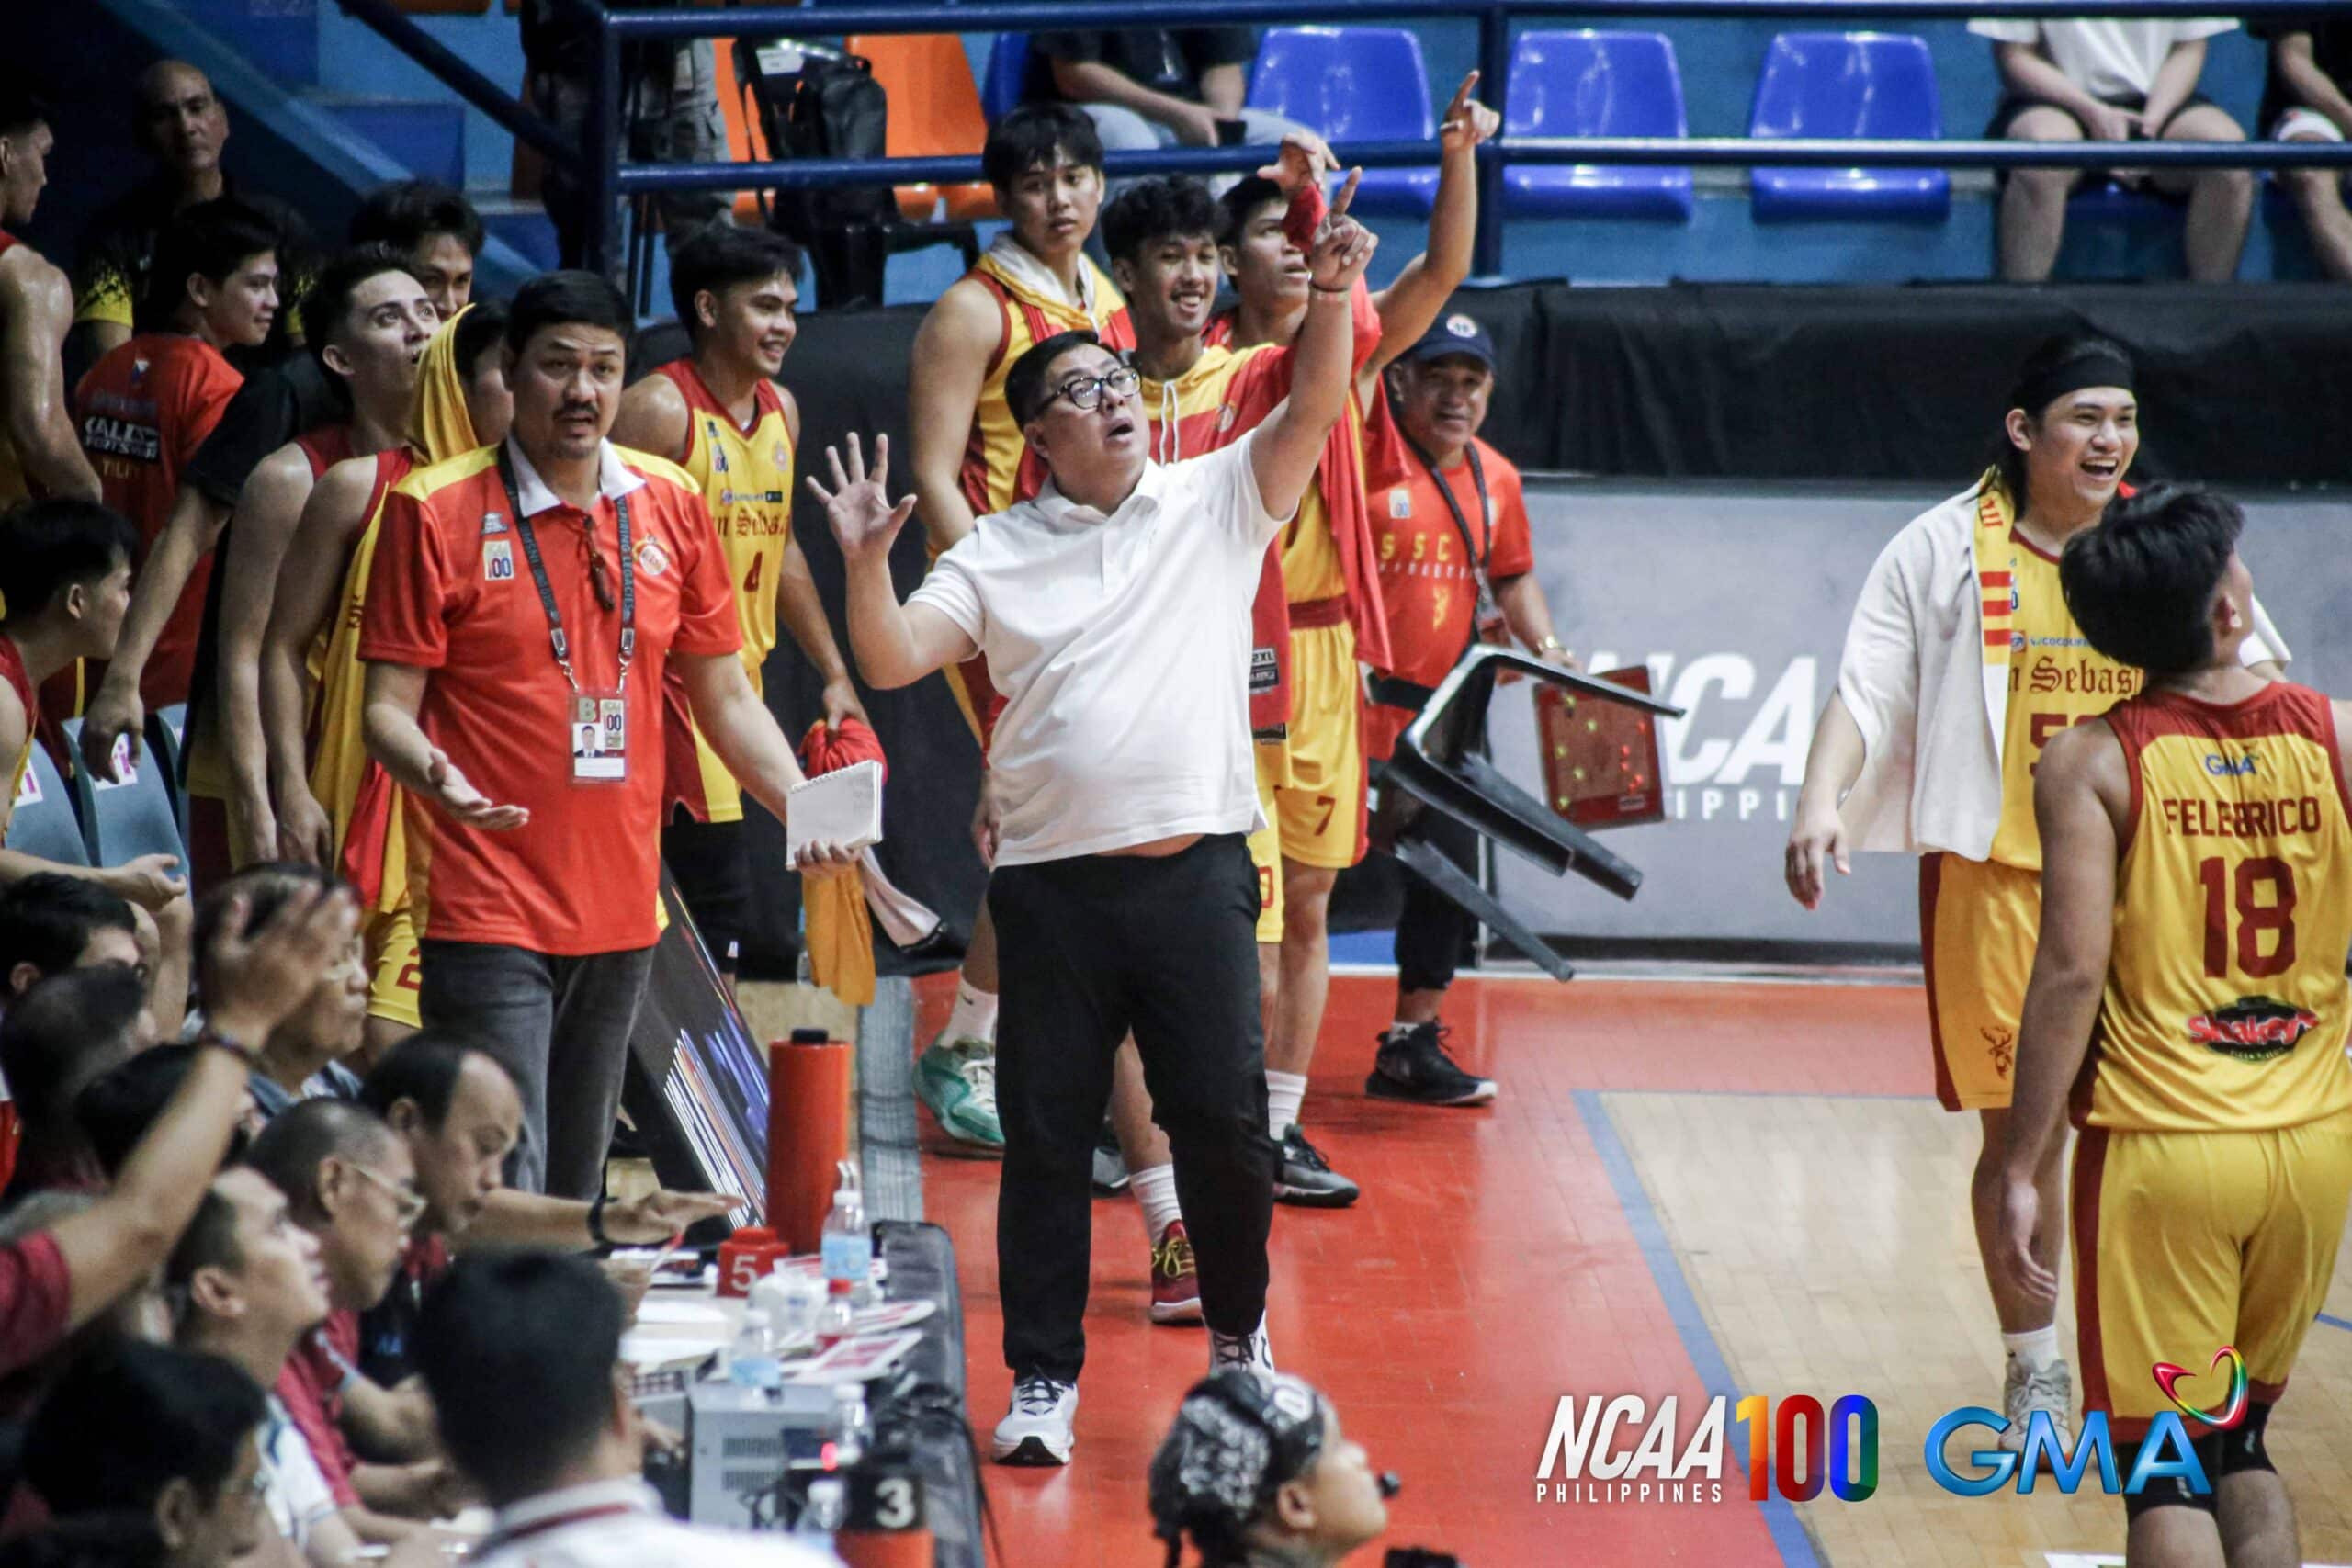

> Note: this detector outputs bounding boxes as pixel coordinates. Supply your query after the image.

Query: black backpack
[737,39,898,307]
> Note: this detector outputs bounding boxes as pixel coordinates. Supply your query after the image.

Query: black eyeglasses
[1046,366,1140,413]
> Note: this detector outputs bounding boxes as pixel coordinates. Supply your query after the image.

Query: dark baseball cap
[1401,310,1496,370]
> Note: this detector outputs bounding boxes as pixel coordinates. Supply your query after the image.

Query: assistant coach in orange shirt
[358,273,851,1197]
[1363,314,1573,1109]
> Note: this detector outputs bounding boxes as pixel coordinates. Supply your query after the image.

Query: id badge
[571,691,628,784]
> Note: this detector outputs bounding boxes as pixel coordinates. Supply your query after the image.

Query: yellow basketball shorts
[365,902,424,1031]
[2072,1107,2352,1440]
[1919,852,2040,1112]
[1246,747,1285,944]
[1273,618,1366,871]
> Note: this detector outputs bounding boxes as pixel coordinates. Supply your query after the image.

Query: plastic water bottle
[827,1382,872,1471]
[727,1308,781,1392]
[820,1160,873,1305]
[814,1279,856,1349]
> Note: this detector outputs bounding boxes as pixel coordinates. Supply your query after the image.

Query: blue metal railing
[341,0,2352,282]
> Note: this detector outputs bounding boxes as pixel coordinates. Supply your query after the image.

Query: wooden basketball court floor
[915,969,2352,1567]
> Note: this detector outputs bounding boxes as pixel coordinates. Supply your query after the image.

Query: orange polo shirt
[358,439,741,955]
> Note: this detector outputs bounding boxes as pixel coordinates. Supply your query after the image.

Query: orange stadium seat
[845,34,999,223]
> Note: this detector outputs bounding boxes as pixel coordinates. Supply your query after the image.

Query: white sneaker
[1998,1356,2074,1453]
[1209,1317,1276,1375]
[993,1375,1077,1465]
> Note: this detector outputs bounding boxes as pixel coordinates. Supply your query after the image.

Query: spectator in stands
[169,1169,368,1568]
[611,224,865,983]
[0,965,151,1200]
[202,249,440,887]
[520,1,729,276]
[19,1343,270,1568]
[0,1191,171,1423]
[0,874,354,1381]
[1972,15,2253,282]
[357,271,852,1197]
[77,183,483,797]
[819,182,1376,1462]
[0,81,102,505]
[416,1250,840,1567]
[246,1102,463,1534]
[1148,1369,1389,1568]
[2257,19,2352,281]
[0,500,177,918]
[74,198,282,717]
[67,62,315,384]
[78,1046,259,1179]
[1028,28,1307,180]
[197,865,368,1120]
[1363,314,1571,1106]
[258,302,514,1067]
[903,104,1131,1157]
[0,874,142,998]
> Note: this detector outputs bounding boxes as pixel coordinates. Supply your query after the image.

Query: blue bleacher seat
[981,34,1029,125]
[1504,31,1693,221]
[6,743,95,868]
[149,704,188,839]
[1747,32,1951,221]
[1249,27,1438,217]
[65,717,187,870]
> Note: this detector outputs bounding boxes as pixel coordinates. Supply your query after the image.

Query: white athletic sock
[1265,1070,1308,1143]
[2003,1325,2063,1372]
[1132,1163,1182,1246]
[942,979,998,1047]
[1386,1019,1421,1041]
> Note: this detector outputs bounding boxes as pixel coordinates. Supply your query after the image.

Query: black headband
[2010,352,2136,416]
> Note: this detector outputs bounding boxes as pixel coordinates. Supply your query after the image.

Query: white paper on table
[632,1299,730,1326]
[618,1332,726,1369]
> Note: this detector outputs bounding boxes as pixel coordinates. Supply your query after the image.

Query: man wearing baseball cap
[1362,309,1575,1108]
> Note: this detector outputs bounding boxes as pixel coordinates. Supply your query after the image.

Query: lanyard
[1403,433,1496,660]
[475,1501,643,1558]
[496,443,636,693]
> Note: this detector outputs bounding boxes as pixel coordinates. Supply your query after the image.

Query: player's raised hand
[1306,171,1377,291]
[1783,799,1849,909]
[1439,72,1500,154]
[1258,129,1338,193]
[808,433,918,564]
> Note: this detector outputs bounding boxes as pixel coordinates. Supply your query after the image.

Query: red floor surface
[917,971,1932,1566]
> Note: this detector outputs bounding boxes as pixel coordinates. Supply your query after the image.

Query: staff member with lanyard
[359,272,850,1199]
[815,176,1378,1467]
[1363,313,1575,1109]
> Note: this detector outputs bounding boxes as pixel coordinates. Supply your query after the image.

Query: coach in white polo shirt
[812,175,1377,1469]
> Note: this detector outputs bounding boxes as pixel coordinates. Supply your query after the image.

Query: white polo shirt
[470,1480,839,1568]
[911,434,1291,866]
[1968,17,2236,101]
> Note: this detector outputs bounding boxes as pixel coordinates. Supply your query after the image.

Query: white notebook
[786,759,885,862]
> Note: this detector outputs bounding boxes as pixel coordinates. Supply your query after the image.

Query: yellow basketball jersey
[2083,682,2352,1133]
[956,252,1131,520]
[1988,531,2143,869]
[308,449,416,913]
[650,358,794,825]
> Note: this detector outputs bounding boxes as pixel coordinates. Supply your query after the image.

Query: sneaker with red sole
[1149,1221,1204,1325]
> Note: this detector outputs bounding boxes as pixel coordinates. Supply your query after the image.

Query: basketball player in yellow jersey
[257,300,511,1064]
[2000,486,2352,1568]
[1788,335,2291,1444]
[903,106,1131,1153]
[610,224,862,981]
[1210,78,1499,1201]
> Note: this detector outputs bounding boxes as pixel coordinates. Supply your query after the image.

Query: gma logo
[1923,1408,2207,1497]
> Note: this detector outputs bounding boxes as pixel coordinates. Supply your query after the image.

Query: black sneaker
[1091,1118,1130,1197]
[1366,1022,1498,1106]
[1274,1124,1360,1208]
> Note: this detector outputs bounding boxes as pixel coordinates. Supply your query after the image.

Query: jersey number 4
[743,554,763,593]
[2199,855,2297,978]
